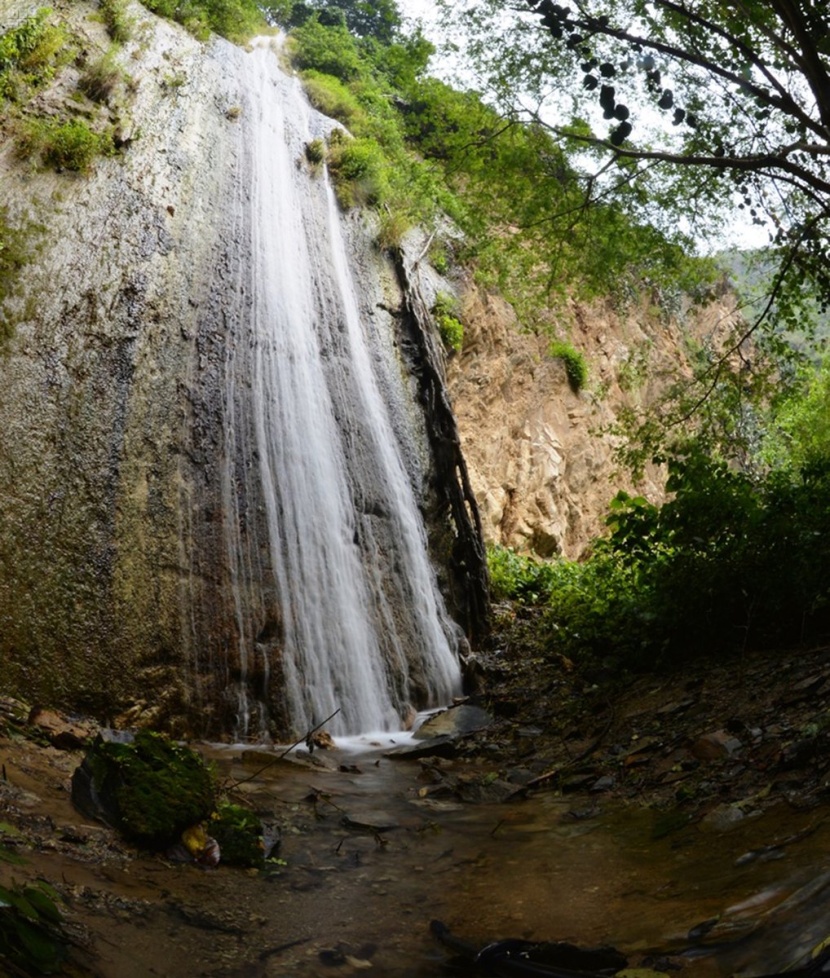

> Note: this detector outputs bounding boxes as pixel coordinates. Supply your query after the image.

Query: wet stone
[700,803,750,831]
[505,767,536,785]
[691,730,743,760]
[27,707,96,751]
[414,704,492,740]
[385,736,458,760]
[561,774,595,792]
[341,812,399,833]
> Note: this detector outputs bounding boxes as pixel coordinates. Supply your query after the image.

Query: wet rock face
[0,8,256,734]
[0,7,474,738]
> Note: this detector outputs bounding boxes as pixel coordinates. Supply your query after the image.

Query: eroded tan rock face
[448,286,738,558]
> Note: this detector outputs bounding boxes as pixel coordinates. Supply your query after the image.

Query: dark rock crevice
[391,248,490,644]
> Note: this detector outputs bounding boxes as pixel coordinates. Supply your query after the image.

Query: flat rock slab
[341,812,399,833]
[384,736,458,761]
[239,750,337,773]
[413,704,492,740]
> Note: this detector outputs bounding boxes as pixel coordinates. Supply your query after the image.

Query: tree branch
[534,2,824,139]
[547,126,830,200]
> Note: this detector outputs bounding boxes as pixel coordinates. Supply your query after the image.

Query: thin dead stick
[226,708,341,789]
[258,938,311,962]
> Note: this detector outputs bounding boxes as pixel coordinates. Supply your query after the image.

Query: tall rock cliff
[0,2,484,738]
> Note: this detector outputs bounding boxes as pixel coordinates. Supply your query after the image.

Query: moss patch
[211,802,266,868]
[74,732,216,849]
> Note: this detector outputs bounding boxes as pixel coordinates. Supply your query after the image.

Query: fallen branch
[225,708,341,790]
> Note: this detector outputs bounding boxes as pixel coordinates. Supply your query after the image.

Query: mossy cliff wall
[0,3,484,737]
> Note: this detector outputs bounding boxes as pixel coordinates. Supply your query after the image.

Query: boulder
[413,704,492,740]
[71,731,215,849]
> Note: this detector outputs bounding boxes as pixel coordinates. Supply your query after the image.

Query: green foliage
[617,340,652,393]
[0,208,35,330]
[487,545,558,604]
[0,879,68,975]
[398,75,717,322]
[327,133,388,208]
[270,0,402,43]
[762,355,830,473]
[211,803,265,868]
[291,17,363,81]
[141,0,266,42]
[304,137,325,165]
[0,11,69,104]
[284,0,717,322]
[437,0,830,334]
[428,240,450,275]
[260,1,295,25]
[301,70,363,127]
[99,0,133,42]
[432,292,463,353]
[549,340,587,391]
[19,117,113,172]
[527,444,830,670]
[85,732,215,848]
[78,47,124,103]
[375,205,411,250]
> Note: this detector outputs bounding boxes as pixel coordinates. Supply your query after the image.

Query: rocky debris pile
[459,608,830,819]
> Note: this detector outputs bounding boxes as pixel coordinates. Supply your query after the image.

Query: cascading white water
[225,39,462,738]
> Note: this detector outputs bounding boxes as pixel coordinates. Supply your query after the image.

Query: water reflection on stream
[205,739,830,977]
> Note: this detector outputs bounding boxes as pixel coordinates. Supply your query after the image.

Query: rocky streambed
[4,639,830,977]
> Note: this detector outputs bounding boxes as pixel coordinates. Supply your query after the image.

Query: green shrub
[290,16,363,81]
[141,0,265,41]
[376,205,411,250]
[79,48,123,103]
[0,12,69,104]
[304,137,325,164]
[549,340,588,391]
[99,0,133,42]
[19,118,113,172]
[487,545,559,603]
[523,445,830,671]
[211,802,265,867]
[432,292,463,353]
[301,70,363,127]
[327,134,388,208]
[429,241,450,275]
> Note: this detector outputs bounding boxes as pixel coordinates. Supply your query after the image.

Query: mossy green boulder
[71,731,216,849]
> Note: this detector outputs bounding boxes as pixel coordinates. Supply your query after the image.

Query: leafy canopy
[284,0,719,306]
[436,0,830,334]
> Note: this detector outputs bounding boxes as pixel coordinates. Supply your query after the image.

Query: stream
[6,726,830,978]
[183,738,830,978]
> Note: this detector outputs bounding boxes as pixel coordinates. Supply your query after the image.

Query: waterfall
[224,39,462,738]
